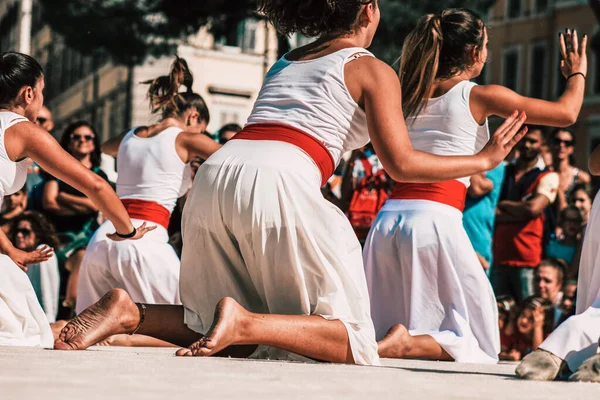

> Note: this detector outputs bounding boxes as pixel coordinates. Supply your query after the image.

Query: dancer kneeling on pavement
[0,51,153,348]
[364,9,586,363]
[55,0,525,365]
[516,142,600,382]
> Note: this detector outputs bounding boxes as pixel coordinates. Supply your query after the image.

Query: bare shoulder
[579,169,591,183]
[345,56,399,94]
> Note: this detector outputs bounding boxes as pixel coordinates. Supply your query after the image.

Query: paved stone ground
[1,346,599,399]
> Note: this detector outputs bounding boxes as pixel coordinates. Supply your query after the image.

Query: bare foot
[54,289,140,350]
[176,297,248,357]
[378,324,413,358]
[50,320,68,341]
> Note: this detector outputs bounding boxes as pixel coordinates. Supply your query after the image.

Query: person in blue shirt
[463,162,507,273]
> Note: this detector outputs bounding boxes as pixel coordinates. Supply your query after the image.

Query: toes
[175,348,193,357]
[54,339,74,350]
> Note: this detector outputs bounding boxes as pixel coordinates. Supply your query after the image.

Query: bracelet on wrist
[567,72,586,81]
[116,227,137,239]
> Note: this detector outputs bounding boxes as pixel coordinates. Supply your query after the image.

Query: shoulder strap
[6,116,28,130]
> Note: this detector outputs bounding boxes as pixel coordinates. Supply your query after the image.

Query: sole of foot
[569,354,600,383]
[378,324,412,359]
[176,297,245,357]
[515,350,565,381]
[54,288,138,350]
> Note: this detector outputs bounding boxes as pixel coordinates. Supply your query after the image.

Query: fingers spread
[572,29,579,53]
[559,33,567,60]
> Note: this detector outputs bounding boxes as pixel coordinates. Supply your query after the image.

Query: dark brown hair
[10,211,60,249]
[143,57,210,123]
[0,52,44,108]
[258,0,375,37]
[400,8,486,119]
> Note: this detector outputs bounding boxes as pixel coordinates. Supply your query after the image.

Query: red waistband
[390,180,467,212]
[230,123,335,187]
[121,199,170,230]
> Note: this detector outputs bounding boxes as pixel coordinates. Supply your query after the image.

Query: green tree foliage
[38,0,494,66]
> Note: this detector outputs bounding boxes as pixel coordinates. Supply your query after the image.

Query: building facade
[485,0,600,169]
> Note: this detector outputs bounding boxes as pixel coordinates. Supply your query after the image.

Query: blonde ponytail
[399,14,443,120]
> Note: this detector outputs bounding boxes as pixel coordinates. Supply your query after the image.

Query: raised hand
[478,110,528,170]
[106,221,157,242]
[559,28,587,79]
[8,245,54,272]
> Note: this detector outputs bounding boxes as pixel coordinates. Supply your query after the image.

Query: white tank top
[116,127,191,213]
[246,47,374,165]
[0,111,29,210]
[406,80,490,187]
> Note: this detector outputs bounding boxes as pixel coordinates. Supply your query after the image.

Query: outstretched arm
[351,58,527,183]
[176,130,222,163]
[471,29,587,126]
[0,228,53,271]
[101,130,128,157]
[6,122,153,240]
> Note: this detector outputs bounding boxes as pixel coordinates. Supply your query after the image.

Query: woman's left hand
[7,245,54,272]
[106,222,157,241]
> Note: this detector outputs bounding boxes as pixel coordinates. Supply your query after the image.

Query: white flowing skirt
[539,195,600,371]
[179,140,379,366]
[0,255,53,347]
[364,200,499,363]
[76,219,181,314]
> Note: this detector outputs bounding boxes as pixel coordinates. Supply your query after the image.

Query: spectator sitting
[0,185,27,235]
[534,258,566,329]
[41,121,109,315]
[500,296,553,361]
[545,206,583,265]
[569,182,595,227]
[549,128,590,213]
[492,127,559,302]
[10,211,60,323]
[558,278,577,325]
[217,123,242,145]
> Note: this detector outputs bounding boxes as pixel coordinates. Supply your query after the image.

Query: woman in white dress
[76,57,219,314]
[364,9,587,363]
[0,51,153,347]
[54,0,526,365]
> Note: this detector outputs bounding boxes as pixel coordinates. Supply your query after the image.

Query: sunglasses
[70,134,95,142]
[16,228,33,237]
[552,138,574,147]
[37,117,47,124]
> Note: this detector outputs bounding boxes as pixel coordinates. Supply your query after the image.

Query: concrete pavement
[1,346,599,399]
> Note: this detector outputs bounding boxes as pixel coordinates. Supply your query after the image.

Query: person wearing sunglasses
[10,211,61,323]
[550,128,590,214]
[40,121,109,317]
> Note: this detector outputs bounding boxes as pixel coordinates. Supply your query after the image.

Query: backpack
[346,155,389,242]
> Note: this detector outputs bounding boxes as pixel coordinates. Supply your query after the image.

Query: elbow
[558,111,578,127]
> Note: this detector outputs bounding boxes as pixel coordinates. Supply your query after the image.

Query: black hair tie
[116,227,137,239]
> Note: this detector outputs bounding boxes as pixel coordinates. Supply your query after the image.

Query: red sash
[390,180,467,212]
[121,199,170,230]
[230,123,335,187]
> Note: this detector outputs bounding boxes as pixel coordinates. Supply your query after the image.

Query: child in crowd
[545,206,583,265]
[500,296,553,361]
